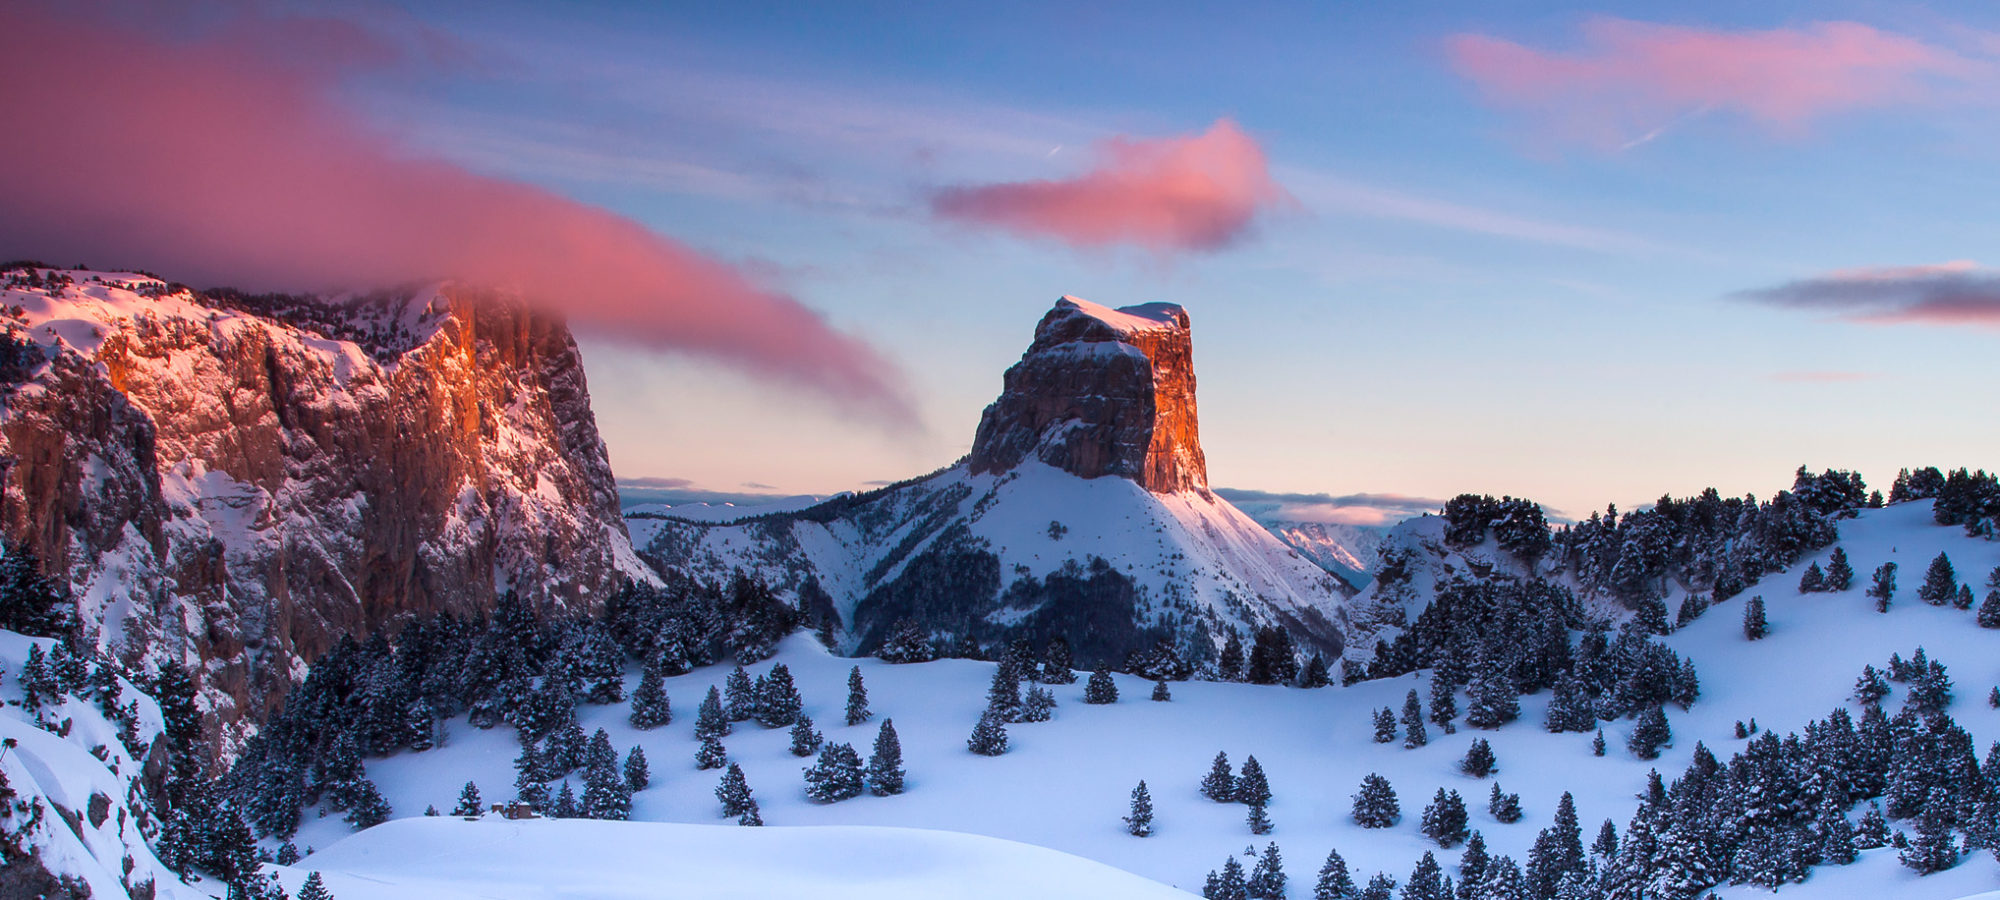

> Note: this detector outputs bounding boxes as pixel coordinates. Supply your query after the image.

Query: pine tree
[1461,738,1496,777]
[1464,660,1519,729]
[1591,729,1607,756]
[1152,679,1172,701]
[1524,792,1584,900]
[1428,676,1457,733]
[1359,873,1396,900]
[629,665,671,729]
[1870,562,1898,612]
[1207,856,1249,900]
[581,750,631,820]
[788,714,823,757]
[866,719,905,796]
[297,873,332,900]
[1351,773,1399,828]
[452,781,483,817]
[1247,800,1274,835]
[1301,654,1332,688]
[1402,689,1428,748]
[1373,707,1397,743]
[695,685,730,739]
[345,778,391,829]
[716,763,755,817]
[1237,755,1272,807]
[1421,788,1469,847]
[1854,664,1890,704]
[986,660,1023,721]
[1020,685,1058,721]
[1489,782,1523,823]
[695,734,728,770]
[1857,802,1890,849]
[737,800,763,826]
[1820,806,1859,865]
[1742,595,1768,640]
[1591,819,1617,859]
[1202,751,1237,802]
[1956,585,1975,610]
[1219,631,1246,682]
[1084,664,1119,704]
[724,665,756,722]
[1675,593,1709,628]
[1628,706,1671,759]
[514,743,549,810]
[803,742,865,802]
[1403,852,1445,900]
[967,710,1009,755]
[623,746,649,792]
[1247,842,1287,900]
[1041,635,1077,684]
[1314,848,1355,900]
[1125,780,1155,836]
[1918,553,1957,606]
[551,779,580,818]
[755,663,803,728]
[1826,547,1855,590]
[843,666,872,725]
[1900,788,1960,874]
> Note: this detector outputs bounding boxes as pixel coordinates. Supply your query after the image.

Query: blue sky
[157,2,2000,516]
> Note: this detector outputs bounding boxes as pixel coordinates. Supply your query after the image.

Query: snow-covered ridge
[1054,295,1187,336]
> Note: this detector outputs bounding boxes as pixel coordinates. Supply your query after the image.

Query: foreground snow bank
[293,817,1195,900]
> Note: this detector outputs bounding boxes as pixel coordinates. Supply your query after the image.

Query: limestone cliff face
[969,296,1207,493]
[0,267,651,755]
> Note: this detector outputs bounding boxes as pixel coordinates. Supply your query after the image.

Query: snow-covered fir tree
[695,734,728,770]
[1870,562,1898,612]
[297,872,332,900]
[1019,685,1057,722]
[629,665,671,729]
[551,780,579,818]
[754,663,803,728]
[845,666,871,725]
[1205,856,1248,900]
[451,781,482,817]
[1742,595,1768,640]
[1402,851,1445,900]
[1628,705,1672,759]
[1420,788,1469,847]
[788,714,823,757]
[623,746,649,792]
[1826,546,1855,590]
[1489,782,1523,823]
[1351,774,1399,828]
[1372,707,1396,743]
[1125,780,1154,836]
[695,686,730,740]
[1313,847,1354,900]
[715,763,755,818]
[1799,562,1825,593]
[803,742,865,802]
[1401,689,1428,748]
[866,719,905,796]
[1084,664,1119,704]
[1918,552,1958,606]
[1247,799,1273,835]
[723,665,756,722]
[1201,751,1237,802]
[967,710,1010,756]
[1461,738,1496,777]
[1246,842,1286,900]
[1152,679,1172,701]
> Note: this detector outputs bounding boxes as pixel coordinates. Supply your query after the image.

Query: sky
[11,1,2000,522]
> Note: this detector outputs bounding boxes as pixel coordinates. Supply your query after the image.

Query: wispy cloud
[930,120,1288,253]
[1767,370,1878,383]
[1277,167,1672,254]
[1448,17,1989,150]
[1732,260,2000,329]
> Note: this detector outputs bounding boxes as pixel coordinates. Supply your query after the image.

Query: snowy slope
[0,632,203,900]
[302,499,2000,898]
[282,817,1195,900]
[631,460,1353,661]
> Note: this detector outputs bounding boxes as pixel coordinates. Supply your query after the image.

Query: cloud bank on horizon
[0,4,916,425]
[1447,17,1986,150]
[930,119,1287,252]
[1734,261,2000,329]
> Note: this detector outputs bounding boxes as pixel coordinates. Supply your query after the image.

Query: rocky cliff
[969,296,1207,493]
[632,295,1350,667]
[0,265,652,755]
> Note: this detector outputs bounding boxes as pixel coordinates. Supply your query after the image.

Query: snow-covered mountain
[0,265,651,754]
[630,296,1352,665]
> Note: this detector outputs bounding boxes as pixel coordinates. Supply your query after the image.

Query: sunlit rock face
[969,296,1207,494]
[0,268,650,756]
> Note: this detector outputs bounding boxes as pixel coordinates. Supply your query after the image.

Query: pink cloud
[0,5,913,425]
[1447,18,1982,149]
[930,119,1286,252]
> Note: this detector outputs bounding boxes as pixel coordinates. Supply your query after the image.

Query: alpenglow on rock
[0,267,653,755]
[970,297,1207,493]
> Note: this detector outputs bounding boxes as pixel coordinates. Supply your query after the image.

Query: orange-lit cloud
[930,119,1286,252]
[1734,261,2000,329]
[0,5,913,424]
[1447,18,1981,149]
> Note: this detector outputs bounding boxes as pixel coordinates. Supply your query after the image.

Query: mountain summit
[970,297,1206,493]
[632,295,1350,666]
